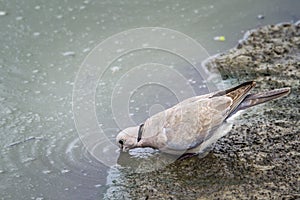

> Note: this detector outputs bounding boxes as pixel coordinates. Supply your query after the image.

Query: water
[0,0,299,199]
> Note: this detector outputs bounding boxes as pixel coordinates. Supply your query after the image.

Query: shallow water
[0,0,299,199]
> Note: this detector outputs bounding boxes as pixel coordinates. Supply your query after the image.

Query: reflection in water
[117,148,178,173]
[116,146,213,174]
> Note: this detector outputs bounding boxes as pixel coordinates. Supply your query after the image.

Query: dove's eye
[118,140,124,145]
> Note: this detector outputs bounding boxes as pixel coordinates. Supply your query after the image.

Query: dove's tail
[235,87,291,111]
[211,81,291,119]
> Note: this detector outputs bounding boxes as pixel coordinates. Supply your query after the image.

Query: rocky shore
[106,22,300,200]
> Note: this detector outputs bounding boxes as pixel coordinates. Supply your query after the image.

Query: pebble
[33,32,41,37]
[110,66,120,73]
[213,36,226,41]
[42,170,52,174]
[34,5,41,10]
[94,184,102,188]
[62,51,75,57]
[257,14,265,20]
[16,16,23,20]
[61,169,70,174]
[0,11,7,16]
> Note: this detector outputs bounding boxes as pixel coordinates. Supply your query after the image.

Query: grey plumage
[116,81,290,157]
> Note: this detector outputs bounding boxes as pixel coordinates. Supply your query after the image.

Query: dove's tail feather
[235,87,291,111]
[213,81,291,120]
[226,86,291,119]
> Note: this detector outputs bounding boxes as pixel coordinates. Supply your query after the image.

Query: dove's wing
[163,96,232,151]
[162,81,257,151]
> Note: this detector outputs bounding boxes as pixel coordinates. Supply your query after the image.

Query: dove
[116,81,291,159]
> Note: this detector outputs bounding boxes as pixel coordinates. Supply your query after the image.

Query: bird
[116,81,291,159]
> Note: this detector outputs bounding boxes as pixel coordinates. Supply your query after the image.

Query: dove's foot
[177,153,197,160]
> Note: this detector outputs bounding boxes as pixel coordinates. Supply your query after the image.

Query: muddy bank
[105,22,300,199]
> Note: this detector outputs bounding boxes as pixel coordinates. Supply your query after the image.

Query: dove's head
[116,126,140,152]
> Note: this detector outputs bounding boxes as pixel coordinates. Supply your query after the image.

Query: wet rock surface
[106,22,300,200]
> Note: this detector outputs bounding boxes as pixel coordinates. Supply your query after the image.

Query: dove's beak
[118,143,129,152]
[122,146,130,152]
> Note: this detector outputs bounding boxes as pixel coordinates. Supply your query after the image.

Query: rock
[257,14,265,20]
[106,21,300,200]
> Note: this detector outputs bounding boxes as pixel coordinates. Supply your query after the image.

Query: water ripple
[1,117,109,199]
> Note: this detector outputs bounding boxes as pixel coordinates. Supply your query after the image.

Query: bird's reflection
[117,147,182,173]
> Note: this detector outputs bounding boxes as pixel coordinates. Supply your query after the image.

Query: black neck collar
[137,123,144,142]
